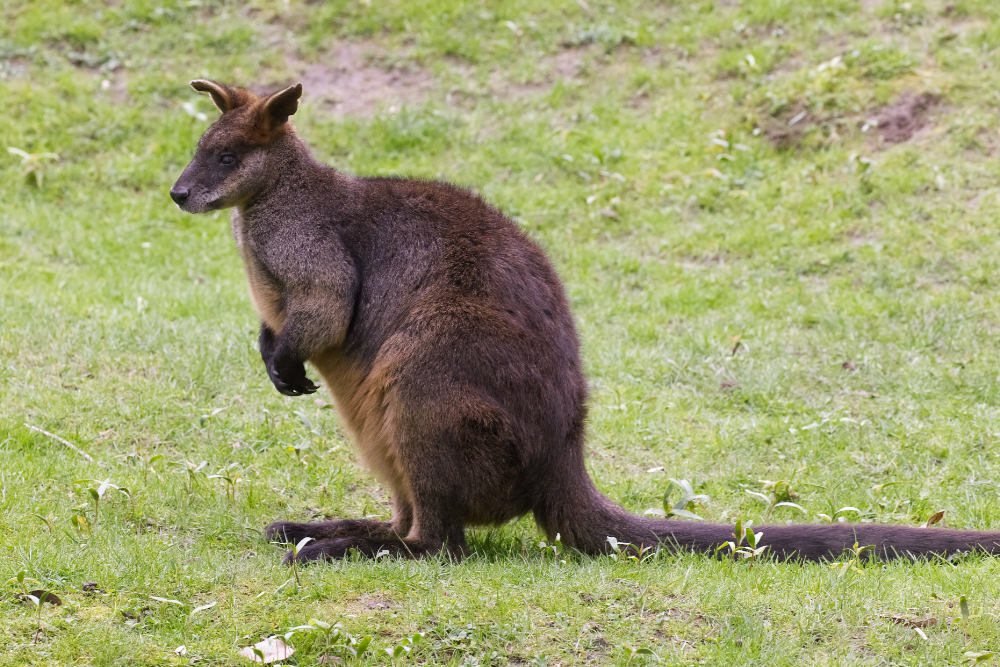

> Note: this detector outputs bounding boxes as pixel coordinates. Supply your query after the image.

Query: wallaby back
[172,80,1000,564]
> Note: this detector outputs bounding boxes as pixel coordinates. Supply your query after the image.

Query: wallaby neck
[237,134,338,223]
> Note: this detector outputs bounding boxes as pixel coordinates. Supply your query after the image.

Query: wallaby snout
[169,185,190,206]
[169,159,218,213]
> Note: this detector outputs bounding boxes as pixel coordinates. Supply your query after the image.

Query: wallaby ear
[190,79,248,113]
[259,83,303,130]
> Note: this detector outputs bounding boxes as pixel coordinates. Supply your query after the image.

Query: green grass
[3,0,1000,663]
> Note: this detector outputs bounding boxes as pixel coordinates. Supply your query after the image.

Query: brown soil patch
[759,91,941,149]
[551,47,588,80]
[270,37,619,117]
[355,593,394,611]
[874,91,939,143]
[296,43,434,116]
[281,41,592,116]
[485,46,590,101]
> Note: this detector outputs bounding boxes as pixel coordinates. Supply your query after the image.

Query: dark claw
[274,380,302,397]
[273,379,317,396]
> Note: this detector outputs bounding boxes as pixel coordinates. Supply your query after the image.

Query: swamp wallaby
[171,80,1000,564]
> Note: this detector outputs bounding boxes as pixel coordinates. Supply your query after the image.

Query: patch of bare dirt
[271,36,640,118]
[759,91,941,149]
[551,47,589,80]
[355,593,394,612]
[294,42,434,116]
[484,46,591,101]
[874,91,939,143]
[276,40,596,116]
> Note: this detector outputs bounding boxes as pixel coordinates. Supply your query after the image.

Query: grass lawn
[3,0,1000,663]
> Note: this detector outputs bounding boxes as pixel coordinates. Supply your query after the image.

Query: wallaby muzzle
[170,156,222,213]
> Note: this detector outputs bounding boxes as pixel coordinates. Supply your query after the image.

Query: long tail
[534,474,1000,560]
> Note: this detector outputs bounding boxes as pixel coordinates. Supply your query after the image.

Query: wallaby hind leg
[285,436,468,563]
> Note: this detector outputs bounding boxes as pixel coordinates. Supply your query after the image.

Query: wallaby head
[170,80,303,213]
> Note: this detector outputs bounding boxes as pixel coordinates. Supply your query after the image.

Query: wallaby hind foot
[268,514,466,564]
[284,535,467,565]
[265,519,400,545]
[266,520,415,564]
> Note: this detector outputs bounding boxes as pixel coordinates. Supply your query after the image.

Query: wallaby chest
[231,209,287,333]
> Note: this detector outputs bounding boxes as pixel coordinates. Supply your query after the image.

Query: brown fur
[172,81,1000,564]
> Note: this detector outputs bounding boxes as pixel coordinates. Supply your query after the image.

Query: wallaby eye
[220,153,236,166]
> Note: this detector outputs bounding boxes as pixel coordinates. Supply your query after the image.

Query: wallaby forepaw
[270,375,318,396]
[268,353,319,396]
[265,364,318,396]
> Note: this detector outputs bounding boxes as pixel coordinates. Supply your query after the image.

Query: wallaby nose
[170,186,190,205]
